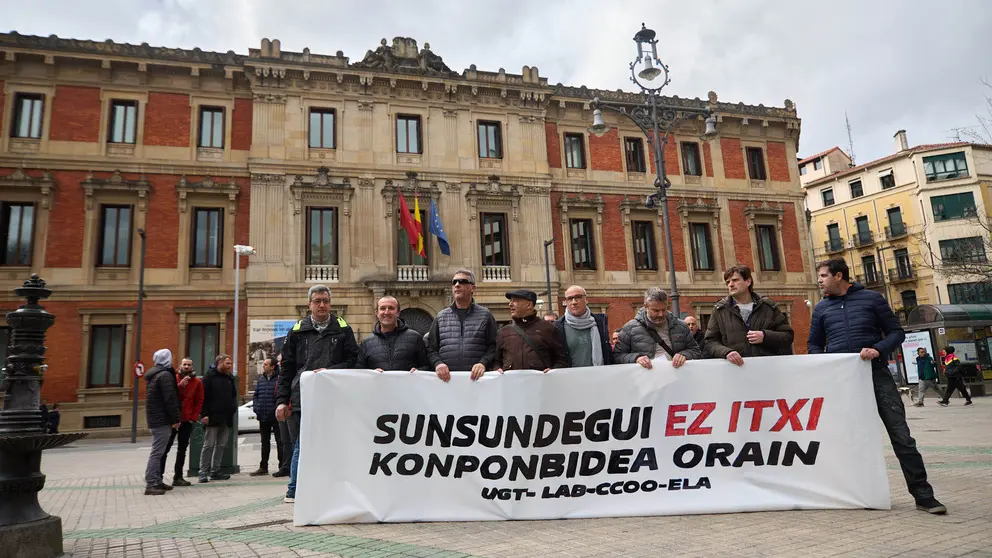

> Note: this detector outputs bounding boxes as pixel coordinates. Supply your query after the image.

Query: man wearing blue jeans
[276,284,359,503]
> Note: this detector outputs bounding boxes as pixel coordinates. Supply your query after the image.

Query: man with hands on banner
[359,296,431,372]
[704,265,794,364]
[613,287,701,368]
[809,258,946,515]
[553,285,612,367]
[275,284,359,504]
[494,289,567,373]
[425,269,498,382]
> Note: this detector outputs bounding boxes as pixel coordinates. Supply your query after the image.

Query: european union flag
[428,199,450,256]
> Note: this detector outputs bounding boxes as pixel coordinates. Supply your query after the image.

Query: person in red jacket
[161,357,204,486]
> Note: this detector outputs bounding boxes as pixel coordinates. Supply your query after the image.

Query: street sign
[134,362,145,377]
[938,327,946,335]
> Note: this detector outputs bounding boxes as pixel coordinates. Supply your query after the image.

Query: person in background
[808,257,945,514]
[39,401,49,432]
[163,357,202,487]
[542,312,559,322]
[272,353,290,478]
[198,354,238,483]
[683,316,706,357]
[249,358,283,476]
[47,403,61,434]
[611,329,621,349]
[912,348,940,407]
[937,346,973,407]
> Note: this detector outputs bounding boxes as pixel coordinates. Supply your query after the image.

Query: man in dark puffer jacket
[359,296,431,372]
[809,258,946,515]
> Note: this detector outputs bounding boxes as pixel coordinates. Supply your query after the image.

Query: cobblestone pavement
[38,396,992,557]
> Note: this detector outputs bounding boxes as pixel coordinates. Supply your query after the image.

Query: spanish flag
[414,194,426,257]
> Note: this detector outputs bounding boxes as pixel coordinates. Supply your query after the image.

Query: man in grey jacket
[613,287,701,368]
[425,269,498,381]
[143,348,181,495]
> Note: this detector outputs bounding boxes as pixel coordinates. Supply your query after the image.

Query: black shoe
[938,401,949,407]
[249,468,269,477]
[209,473,231,480]
[964,400,973,406]
[915,497,947,514]
[155,483,174,491]
[198,476,209,483]
[272,469,290,478]
[145,486,166,495]
[172,478,191,487]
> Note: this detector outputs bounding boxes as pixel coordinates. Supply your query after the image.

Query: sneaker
[198,476,209,484]
[272,469,290,478]
[913,402,924,407]
[209,473,231,481]
[284,495,295,503]
[938,401,949,407]
[144,486,166,496]
[172,478,191,487]
[155,483,174,491]
[915,498,947,515]
[249,468,269,477]
[965,400,973,406]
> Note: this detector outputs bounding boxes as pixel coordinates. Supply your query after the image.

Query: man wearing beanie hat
[494,289,567,373]
[144,348,181,495]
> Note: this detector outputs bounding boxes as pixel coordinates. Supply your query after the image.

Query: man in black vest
[426,269,498,381]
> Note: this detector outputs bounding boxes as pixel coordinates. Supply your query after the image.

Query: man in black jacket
[276,284,359,503]
[144,349,181,495]
[249,358,282,476]
[198,354,238,483]
[359,296,430,372]
[809,258,945,514]
[426,269,498,382]
[937,347,973,406]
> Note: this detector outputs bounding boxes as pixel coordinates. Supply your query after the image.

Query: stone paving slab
[33,397,992,557]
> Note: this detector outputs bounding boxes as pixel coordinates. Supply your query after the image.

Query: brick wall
[31,299,245,404]
[601,194,627,271]
[728,200,754,268]
[231,97,252,151]
[721,138,746,180]
[787,296,810,354]
[49,85,101,142]
[144,92,191,147]
[647,141,681,177]
[588,129,623,172]
[545,122,561,169]
[781,202,804,272]
[144,174,180,268]
[767,141,791,182]
[44,170,88,267]
[667,199,687,272]
[703,142,714,177]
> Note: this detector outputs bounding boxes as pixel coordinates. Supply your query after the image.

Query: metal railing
[824,238,845,253]
[852,231,875,248]
[888,266,915,282]
[884,223,908,240]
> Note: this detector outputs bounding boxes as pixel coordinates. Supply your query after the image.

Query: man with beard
[613,287,700,368]
[359,296,431,372]
[704,265,794,363]
[162,357,202,486]
[554,285,611,368]
[198,354,238,483]
[494,289,567,372]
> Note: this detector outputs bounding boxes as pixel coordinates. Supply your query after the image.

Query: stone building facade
[0,33,815,434]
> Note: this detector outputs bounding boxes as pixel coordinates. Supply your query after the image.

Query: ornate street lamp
[588,23,718,316]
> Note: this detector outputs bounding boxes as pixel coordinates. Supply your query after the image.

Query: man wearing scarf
[554,285,612,367]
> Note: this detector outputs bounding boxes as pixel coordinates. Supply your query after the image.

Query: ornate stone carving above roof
[558,193,605,224]
[618,194,662,226]
[742,200,785,230]
[0,32,243,65]
[381,175,442,220]
[80,170,151,211]
[676,197,721,223]
[289,167,354,215]
[0,168,55,209]
[175,176,240,214]
[466,176,522,221]
[353,37,457,77]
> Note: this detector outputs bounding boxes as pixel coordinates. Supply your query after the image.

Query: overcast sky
[4,0,991,164]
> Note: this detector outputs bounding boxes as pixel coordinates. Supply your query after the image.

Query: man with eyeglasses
[554,285,612,368]
[276,284,359,503]
[426,269,498,382]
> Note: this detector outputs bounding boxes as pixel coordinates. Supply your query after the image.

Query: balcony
[398,265,429,282]
[824,238,845,254]
[482,265,512,282]
[305,265,339,283]
[852,231,875,248]
[888,265,915,283]
[885,223,908,240]
[858,272,882,287]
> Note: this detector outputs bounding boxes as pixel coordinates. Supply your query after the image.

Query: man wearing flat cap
[494,289,568,373]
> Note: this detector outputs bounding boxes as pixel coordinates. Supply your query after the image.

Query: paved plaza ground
[37,395,992,557]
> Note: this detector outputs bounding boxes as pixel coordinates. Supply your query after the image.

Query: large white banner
[297,354,890,525]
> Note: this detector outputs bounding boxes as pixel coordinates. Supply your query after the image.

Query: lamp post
[543,239,554,312]
[130,228,146,444]
[588,23,718,317]
[233,245,255,384]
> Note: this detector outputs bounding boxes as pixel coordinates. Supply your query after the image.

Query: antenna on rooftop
[845,111,856,166]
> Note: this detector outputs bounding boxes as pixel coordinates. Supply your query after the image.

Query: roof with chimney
[803,141,987,187]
